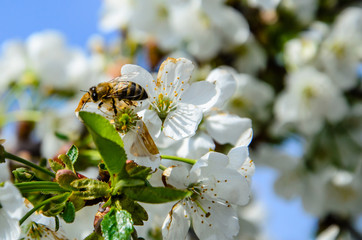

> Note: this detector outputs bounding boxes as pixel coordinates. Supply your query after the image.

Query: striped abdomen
[119,81,148,101]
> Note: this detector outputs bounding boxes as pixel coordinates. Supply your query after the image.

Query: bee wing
[108,72,140,84]
[130,121,159,160]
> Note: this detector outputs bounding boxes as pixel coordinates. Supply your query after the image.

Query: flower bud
[56,169,78,191]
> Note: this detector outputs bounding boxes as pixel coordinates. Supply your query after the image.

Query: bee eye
[91,92,98,101]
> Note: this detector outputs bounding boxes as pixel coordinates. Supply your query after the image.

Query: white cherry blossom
[162,146,254,239]
[0,182,24,240]
[121,57,217,141]
[274,67,348,135]
[169,0,249,60]
[318,7,362,90]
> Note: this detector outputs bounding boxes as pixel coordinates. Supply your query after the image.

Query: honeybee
[75,74,148,115]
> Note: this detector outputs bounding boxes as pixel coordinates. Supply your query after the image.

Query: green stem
[15,182,67,193]
[4,151,55,178]
[19,193,70,225]
[159,164,167,171]
[112,179,145,195]
[161,155,197,165]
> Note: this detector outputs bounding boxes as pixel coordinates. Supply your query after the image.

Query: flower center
[114,108,140,134]
[302,85,317,100]
[153,93,177,122]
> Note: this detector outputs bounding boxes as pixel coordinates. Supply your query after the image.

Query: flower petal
[206,68,236,108]
[176,132,215,159]
[163,103,203,140]
[120,64,155,97]
[122,124,161,170]
[206,113,251,145]
[163,165,190,189]
[189,199,239,240]
[198,152,251,205]
[138,109,162,139]
[0,210,21,240]
[156,57,193,94]
[162,202,190,240]
[0,182,25,220]
[227,146,250,170]
[181,81,217,111]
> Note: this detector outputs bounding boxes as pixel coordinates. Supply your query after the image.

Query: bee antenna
[80,90,88,93]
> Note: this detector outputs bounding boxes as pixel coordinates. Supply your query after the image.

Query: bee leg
[124,100,134,106]
[98,102,103,109]
[112,98,118,115]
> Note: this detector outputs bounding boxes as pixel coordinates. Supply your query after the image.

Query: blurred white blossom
[274,67,348,135]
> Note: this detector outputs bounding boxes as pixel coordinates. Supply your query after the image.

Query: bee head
[89,86,98,101]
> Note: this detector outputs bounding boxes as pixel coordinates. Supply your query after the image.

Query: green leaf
[101,208,133,240]
[42,192,71,217]
[84,232,103,240]
[79,111,126,175]
[124,186,191,203]
[48,158,64,172]
[116,198,148,226]
[12,168,35,182]
[66,145,79,165]
[61,201,75,223]
[54,131,70,141]
[58,154,75,172]
[125,161,152,180]
[71,178,111,200]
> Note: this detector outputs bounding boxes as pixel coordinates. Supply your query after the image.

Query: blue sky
[0,1,317,239]
[0,0,102,48]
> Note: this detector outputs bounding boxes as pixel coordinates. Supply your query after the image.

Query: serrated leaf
[79,112,126,175]
[58,154,74,172]
[124,186,191,203]
[101,208,133,240]
[48,158,64,172]
[61,201,75,223]
[66,145,79,165]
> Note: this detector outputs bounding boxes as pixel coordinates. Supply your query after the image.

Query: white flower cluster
[100,0,250,61]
